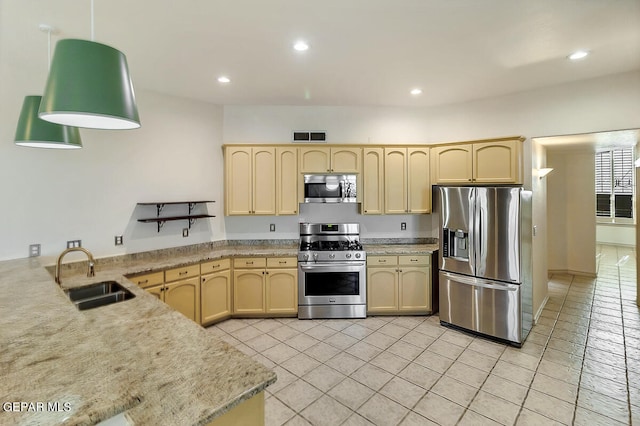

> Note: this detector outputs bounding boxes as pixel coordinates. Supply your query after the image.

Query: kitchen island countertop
[0,241,436,425]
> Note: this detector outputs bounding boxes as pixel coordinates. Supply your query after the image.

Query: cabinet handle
[279,261,287,264]
[399,269,403,272]
[247,261,253,265]
[139,279,148,284]
[410,259,418,262]
[179,271,188,276]
[266,271,269,275]
[379,259,387,263]
[262,271,265,275]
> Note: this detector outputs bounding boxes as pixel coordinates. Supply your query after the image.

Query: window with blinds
[595,148,634,221]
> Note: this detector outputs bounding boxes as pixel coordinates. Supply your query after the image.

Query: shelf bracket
[156,203,165,217]
[188,218,197,228]
[157,220,166,233]
[188,202,196,215]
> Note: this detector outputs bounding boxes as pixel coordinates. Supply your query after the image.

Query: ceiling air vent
[292,131,327,143]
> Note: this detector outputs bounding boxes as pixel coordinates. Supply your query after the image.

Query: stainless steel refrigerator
[438,186,533,346]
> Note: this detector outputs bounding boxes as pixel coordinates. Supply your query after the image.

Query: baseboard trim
[533,295,549,325]
[548,269,597,278]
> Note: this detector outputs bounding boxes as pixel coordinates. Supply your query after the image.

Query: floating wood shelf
[137,201,215,232]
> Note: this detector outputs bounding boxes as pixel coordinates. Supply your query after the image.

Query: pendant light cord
[90,0,95,41]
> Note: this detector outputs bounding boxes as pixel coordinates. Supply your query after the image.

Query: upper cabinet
[383,147,431,214]
[299,147,361,173]
[362,148,385,214]
[225,146,276,215]
[276,147,298,215]
[431,138,523,185]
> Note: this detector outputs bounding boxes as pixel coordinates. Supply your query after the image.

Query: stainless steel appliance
[303,174,357,203]
[298,223,366,319]
[438,186,533,346]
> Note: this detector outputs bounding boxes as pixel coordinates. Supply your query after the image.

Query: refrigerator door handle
[440,271,519,291]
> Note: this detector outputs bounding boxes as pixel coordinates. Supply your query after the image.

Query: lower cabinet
[130,256,298,324]
[233,257,298,317]
[201,259,232,326]
[367,255,433,315]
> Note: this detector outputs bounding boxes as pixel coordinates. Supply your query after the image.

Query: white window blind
[595,148,634,220]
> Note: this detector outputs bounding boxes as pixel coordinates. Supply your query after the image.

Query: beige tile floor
[207,244,638,425]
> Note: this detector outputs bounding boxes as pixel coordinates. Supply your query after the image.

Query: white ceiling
[3,0,640,108]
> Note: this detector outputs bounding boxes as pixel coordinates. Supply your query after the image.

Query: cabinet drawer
[398,255,430,266]
[131,271,164,288]
[165,264,200,282]
[267,257,297,268]
[201,258,231,274]
[368,256,398,266]
[233,257,267,269]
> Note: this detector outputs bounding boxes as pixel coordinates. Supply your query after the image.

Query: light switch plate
[401,222,407,231]
[182,228,189,238]
[270,224,276,232]
[115,235,124,246]
[29,244,41,257]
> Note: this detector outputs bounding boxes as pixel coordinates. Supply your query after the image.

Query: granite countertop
[0,241,436,425]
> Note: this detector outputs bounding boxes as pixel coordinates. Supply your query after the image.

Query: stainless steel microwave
[303,174,357,203]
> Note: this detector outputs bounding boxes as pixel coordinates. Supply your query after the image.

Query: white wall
[597,224,636,246]
[547,151,597,276]
[0,90,225,262]
[531,140,549,319]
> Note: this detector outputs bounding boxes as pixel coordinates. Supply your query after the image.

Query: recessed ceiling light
[293,41,309,52]
[217,76,231,83]
[568,50,589,61]
[410,88,422,95]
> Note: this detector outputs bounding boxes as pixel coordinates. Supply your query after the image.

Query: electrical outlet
[270,224,276,232]
[182,228,189,238]
[29,244,41,257]
[401,222,407,231]
[66,240,82,248]
[115,235,124,246]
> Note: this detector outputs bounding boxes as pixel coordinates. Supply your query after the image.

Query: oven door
[298,261,366,306]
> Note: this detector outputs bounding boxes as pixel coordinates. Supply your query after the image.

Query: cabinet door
[398,267,430,313]
[233,270,265,314]
[253,147,276,215]
[299,147,331,173]
[407,148,431,213]
[201,270,231,325]
[146,283,165,301]
[331,147,361,173]
[384,148,407,214]
[431,145,473,184]
[165,277,201,323]
[265,269,298,315]
[367,267,399,313]
[362,148,384,214]
[473,140,522,184]
[225,147,253,215]
[276,147,298,215]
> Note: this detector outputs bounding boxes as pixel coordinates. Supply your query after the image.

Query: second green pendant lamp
[38,0,140,130]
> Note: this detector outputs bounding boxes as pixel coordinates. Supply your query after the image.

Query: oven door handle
[299,262,366,269]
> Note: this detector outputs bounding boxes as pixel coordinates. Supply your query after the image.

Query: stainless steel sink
[65,281,135,310]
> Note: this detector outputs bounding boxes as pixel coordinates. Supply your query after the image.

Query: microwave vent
[293,131,327,143]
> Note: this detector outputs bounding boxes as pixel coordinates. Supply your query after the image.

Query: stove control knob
[345,253,352,259]
[355,253,361,259]
[313,253,318,260]
[303,254,309,261]
[329,253,335,259]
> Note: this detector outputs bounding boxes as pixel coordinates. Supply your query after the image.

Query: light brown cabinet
[225,146,276,215]
[431,138,523,184]
[362,148,385,214]
[201,259,232,325]
[367,255,432,315]
[384,147,431,214]
[299,147,361,173]
[233,257,298,317]
[276,147,299,215]
[133,266,201,323]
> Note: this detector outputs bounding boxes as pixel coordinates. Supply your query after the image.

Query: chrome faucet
[55,247,96,285]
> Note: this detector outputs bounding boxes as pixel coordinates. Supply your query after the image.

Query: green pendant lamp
[14,25,82,149]
[15,95,82,149]
[38,0,140,130]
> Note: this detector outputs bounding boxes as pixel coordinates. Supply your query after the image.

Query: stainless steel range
[298,223,367,319]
